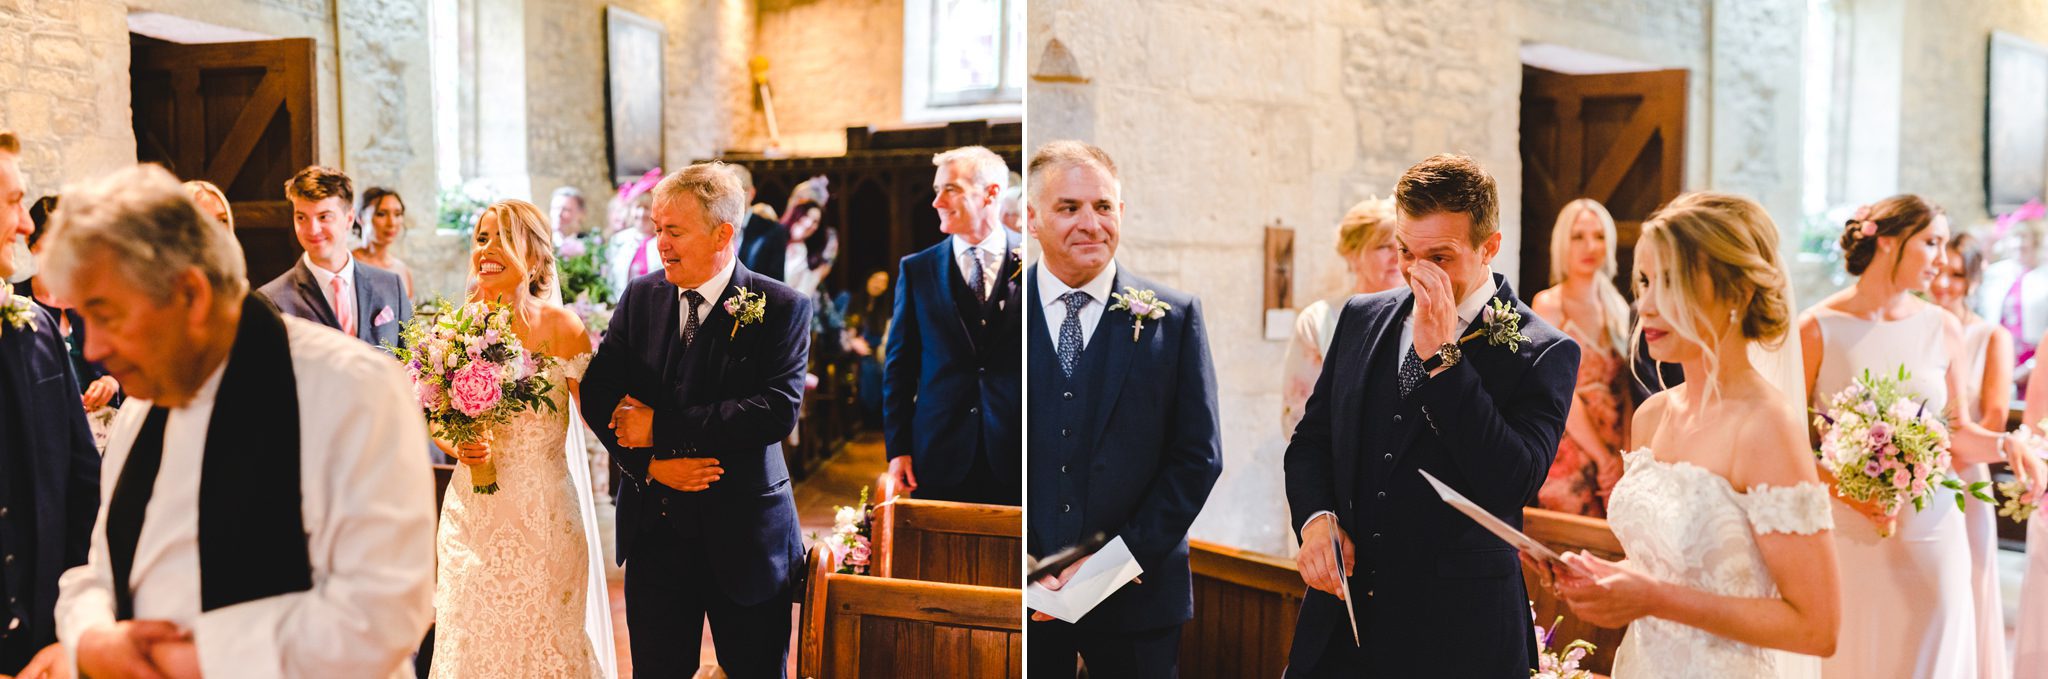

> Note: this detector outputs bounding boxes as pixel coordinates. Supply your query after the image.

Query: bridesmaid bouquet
[1812,368,1991,528]
[389,299,561,494]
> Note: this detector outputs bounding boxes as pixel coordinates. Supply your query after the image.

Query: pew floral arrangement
[389,299,561,494]
[1812,367,1999,536]
[1532,607,1596,679]
[817,485,875,575]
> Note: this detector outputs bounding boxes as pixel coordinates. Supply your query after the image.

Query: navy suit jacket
[257,258,410,348]
[0,303,99,650]
[740,214,788,284]
[1282,274,1578,677]
[881,232,1022,490]
[580,264,810,606]
[1025,265,1221,632]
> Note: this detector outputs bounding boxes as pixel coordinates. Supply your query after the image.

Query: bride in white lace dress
[1536,193,1840,678]
[430,201,615,678]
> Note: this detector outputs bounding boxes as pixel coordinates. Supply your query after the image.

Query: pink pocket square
[373,306,395,326]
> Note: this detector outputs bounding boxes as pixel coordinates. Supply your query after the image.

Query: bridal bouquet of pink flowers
[389,299,560,494]
[1813,367,1991,531]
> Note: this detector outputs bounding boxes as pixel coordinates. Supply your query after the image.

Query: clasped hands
[1523,551,1664,628]
[14,620,201,679]
[608,396,722,492]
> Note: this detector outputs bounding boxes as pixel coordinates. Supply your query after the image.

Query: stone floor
[607,432,887,678]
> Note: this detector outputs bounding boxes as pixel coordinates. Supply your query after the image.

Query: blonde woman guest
[1931,231,2014,679]
[1280,197,1401,436]
[1530,199,1634,517]
[1542,192,1840,678]
[183,179,233,230]
[352,186,414,297]
[1799,195,2046,678]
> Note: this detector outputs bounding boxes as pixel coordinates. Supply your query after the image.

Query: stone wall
[745,0,906,156]
[1028,0,1804,555]
[0,0,134,200]
[1900,0,2048,227]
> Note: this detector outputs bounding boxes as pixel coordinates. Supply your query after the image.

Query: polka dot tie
[1057,291,1089,378]
[1399,347,1427,399]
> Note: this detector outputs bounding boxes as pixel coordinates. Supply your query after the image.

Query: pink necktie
[331,275,355,337]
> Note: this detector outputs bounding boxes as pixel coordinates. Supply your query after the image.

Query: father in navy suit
[881,145,1022,505]
[1283,154,1580,677]
[1024,140,1221,678]
[258,166,410,349]
[580,162,809,679]
[0,131,99,675]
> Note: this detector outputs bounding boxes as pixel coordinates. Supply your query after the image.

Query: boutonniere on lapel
[1462,298,1531,351]
[1008,246,1024,281]
[0,285,36,340]
[1108,287,1172,342]
[723,287,767,339]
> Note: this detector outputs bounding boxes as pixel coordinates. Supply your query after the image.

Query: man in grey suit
[258,166,410,348]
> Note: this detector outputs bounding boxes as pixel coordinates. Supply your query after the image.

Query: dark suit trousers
[1027,619,1181,679]
[914,441,1018,505]
[625,524,792,679]
[1281,622,1365,678]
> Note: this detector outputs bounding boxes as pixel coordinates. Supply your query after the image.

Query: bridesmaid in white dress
[1537,192,1840,678]
[430,201,612,677]
[1932,232,2016,679]
[1797,195,2046,679]
[2014,328,2048,673]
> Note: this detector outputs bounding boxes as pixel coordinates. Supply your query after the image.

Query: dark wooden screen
[131,36,318,286]
[1520,67,1686,297]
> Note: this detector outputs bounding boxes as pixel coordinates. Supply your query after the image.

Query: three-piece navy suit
[0,301,100,673]
[882,232,1023,504]
[1025,264,1222,678]
[580,264,809,679]
[1282,275,1579,677]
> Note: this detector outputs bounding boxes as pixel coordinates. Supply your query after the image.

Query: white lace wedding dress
[1604,448,1833,679]
[430,353,616,678]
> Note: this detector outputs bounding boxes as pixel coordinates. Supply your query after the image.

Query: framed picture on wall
[1988,31,2048,214]
[606,6,664,186]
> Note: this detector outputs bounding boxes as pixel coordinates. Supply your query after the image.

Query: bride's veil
[548,263,621,678]
[1751,280,1811,424]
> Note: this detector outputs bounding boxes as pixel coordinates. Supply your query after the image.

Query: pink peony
[449,359,504,417]
[415,378,443,410]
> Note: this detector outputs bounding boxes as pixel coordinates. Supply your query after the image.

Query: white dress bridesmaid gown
[1955,318,2012,679]
[1813,306,1978,679]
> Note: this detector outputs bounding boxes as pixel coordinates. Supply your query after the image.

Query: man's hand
[16,642,72,679]
[82,376,119,412]
[649,457,723,492]
[886,456,918,494]
[610,395,655,448]
[1029,555,1094,622]
[146,641,200,679]
[1408,260,1460,364]
[77,620,186,679]
[1295,514,1354,599]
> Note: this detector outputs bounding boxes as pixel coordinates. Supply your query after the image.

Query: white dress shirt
[680,258,739,340]
[1038,260,1119,352]
[952,230,1006,299]
[1302,272,1499,535]
[57,316,436,678]
[302,254,357,329]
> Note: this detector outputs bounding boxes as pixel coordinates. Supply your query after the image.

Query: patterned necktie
[682,290,704,347]
[967,248,988,302]
[1057,291,1089,378]
[330,275,355,338]
[1399,347,1427,398]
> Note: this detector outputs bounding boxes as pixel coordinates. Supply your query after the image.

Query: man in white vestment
[23,164,435,679]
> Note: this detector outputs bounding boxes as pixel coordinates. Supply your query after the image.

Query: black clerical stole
[105,296,313,619]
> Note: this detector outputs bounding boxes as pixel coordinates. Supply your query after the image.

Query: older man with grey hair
[27,164,435,679]
[579,161,810,678]
[0,131,101,678]
[881,145,1023,505]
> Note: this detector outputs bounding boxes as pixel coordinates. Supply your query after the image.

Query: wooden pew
[797,545,1022,679]
[1174,509,1626,677]
[1522,507,1627,676]
[873,498,1023,588]
[1180,539,1304,679]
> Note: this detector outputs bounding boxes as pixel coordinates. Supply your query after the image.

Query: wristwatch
[1422,342,1462,371]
